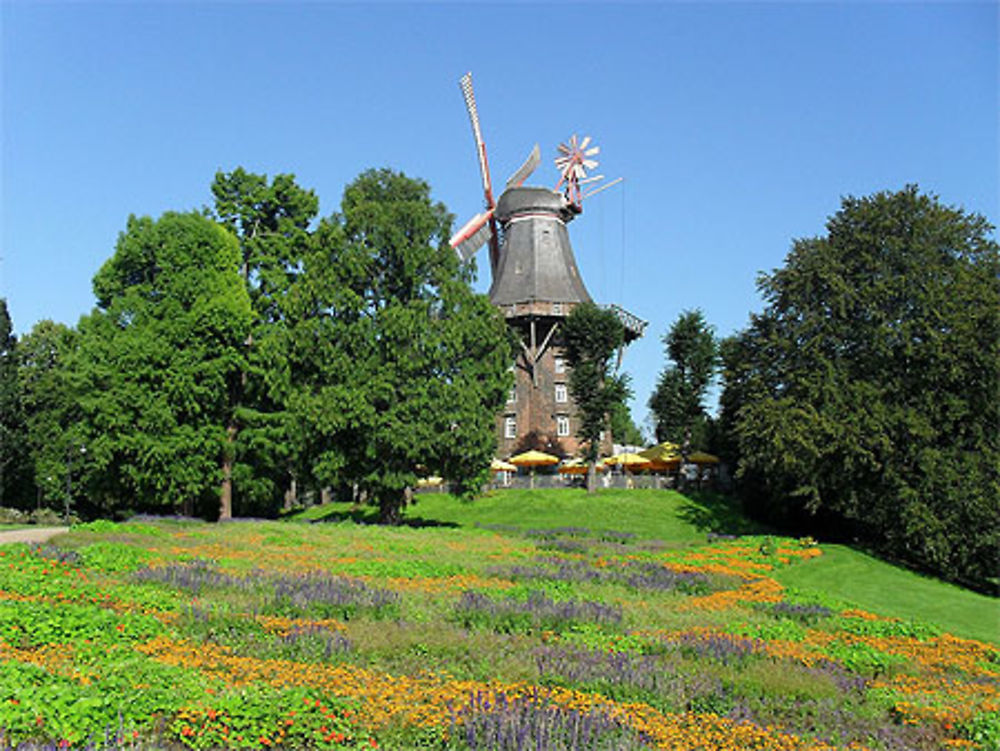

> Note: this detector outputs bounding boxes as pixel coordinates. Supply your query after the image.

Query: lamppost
[65,445,86,523]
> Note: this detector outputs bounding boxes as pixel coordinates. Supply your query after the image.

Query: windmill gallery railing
[600,303,648,341]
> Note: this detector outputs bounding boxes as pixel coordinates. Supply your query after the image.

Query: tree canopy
[562,303,629,492]
[720,186,999,588]
[0,300,30,506]
[285,168,513,523]
[76,212,253,518]
[648,309,718,450]
[209,169,320,517]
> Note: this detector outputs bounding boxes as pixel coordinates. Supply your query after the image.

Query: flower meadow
[0,503,997,750]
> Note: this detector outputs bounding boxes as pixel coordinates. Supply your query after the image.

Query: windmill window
[554,357,566,374]
[505,416,517,439]
[555,384,568,403]
[553,302,563,315]
[507,387,517,403]
[556,415,570,437]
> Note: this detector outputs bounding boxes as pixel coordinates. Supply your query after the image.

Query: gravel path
[0,527,70,545]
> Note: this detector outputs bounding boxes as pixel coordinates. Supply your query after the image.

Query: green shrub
[0,507,27,524]
[78,541,155,572]
[167,685,372,750]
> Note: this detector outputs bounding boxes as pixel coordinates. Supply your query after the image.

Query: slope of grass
[293,488,767,543]
[772,543,999,644]
[292,488,998,644]
[2,494,997,749]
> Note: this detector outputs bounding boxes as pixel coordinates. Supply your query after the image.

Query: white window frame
[504,415,517,439]
[554,383,568,403]
[507,387,517,403]
[554,356,566,374]
[556,415,570,437]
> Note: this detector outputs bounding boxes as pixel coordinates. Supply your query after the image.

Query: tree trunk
[283,476,297,511]
[219,423,236,520]
[378,489,405,525]
[586,461,597,494]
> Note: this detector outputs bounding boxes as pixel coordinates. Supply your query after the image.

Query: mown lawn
[0,489,996,750]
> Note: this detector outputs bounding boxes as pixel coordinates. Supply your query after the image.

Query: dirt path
[0,527,70,545]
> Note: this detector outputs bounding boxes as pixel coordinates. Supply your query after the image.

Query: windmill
[450,72,645,458]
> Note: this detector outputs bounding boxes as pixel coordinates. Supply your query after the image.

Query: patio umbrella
[509,450,560,488]
[490,458,517,472]
[646,457,681,472]
[639,442,681,463]
[688,451,720,465]
[557,458,607,475]
[603,452,653,469]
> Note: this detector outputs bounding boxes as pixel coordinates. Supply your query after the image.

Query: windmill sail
[506,144,541,190]
[450,211,495,262]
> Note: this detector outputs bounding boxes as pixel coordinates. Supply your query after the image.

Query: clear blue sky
[2,2,996,438]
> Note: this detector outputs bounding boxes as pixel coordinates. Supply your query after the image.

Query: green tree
[286,169,512,524]
[210,168,319,516]
[648,309,718,451]
[609,401,644,448]
[17,320,80,511]
[721,186,1000,588]
[74,212,252,518]
[562,303,630,493]
[0,300,30,506]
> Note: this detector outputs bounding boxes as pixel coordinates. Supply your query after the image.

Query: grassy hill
[0,487,995,749]
[294,488,998,644]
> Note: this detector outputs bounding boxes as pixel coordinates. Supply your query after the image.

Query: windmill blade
[506,144,541,190]
[459,72,495,208]
[584,146,600,157]
[579,136,591,150]
[449,210,495,262]
[454,223,494,262]
[450,210,493,247]
[581,176,624,200]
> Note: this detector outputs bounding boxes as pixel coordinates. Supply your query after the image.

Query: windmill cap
[496,186,577,223]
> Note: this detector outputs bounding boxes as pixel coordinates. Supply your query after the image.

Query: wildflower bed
[0,499,996,750]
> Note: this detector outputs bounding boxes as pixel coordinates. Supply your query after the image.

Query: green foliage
[562,303,630,489]
[727,619,808,642]
[169,687,369,750]
[210,168,320,517]
[609,400,644,447]
[73,211,253,518]
[15,320,80,511]
[286,168,513,523]
[963,710,1000,750]
[825,640,906,678]
[648,309,718,448]
[720,186,1000,588]
[0,299,30,507]
[77,541,156,572]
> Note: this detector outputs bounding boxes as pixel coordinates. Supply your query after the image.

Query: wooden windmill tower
[450,72,646,458]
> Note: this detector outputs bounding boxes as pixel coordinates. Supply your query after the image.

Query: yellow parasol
[509,450,561,467]
[558,458,607,475]
[509,450,560,489]
[639,442,681,462]
[490,458,517,472]
[603,453,653,469]
[688,451,720,465]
